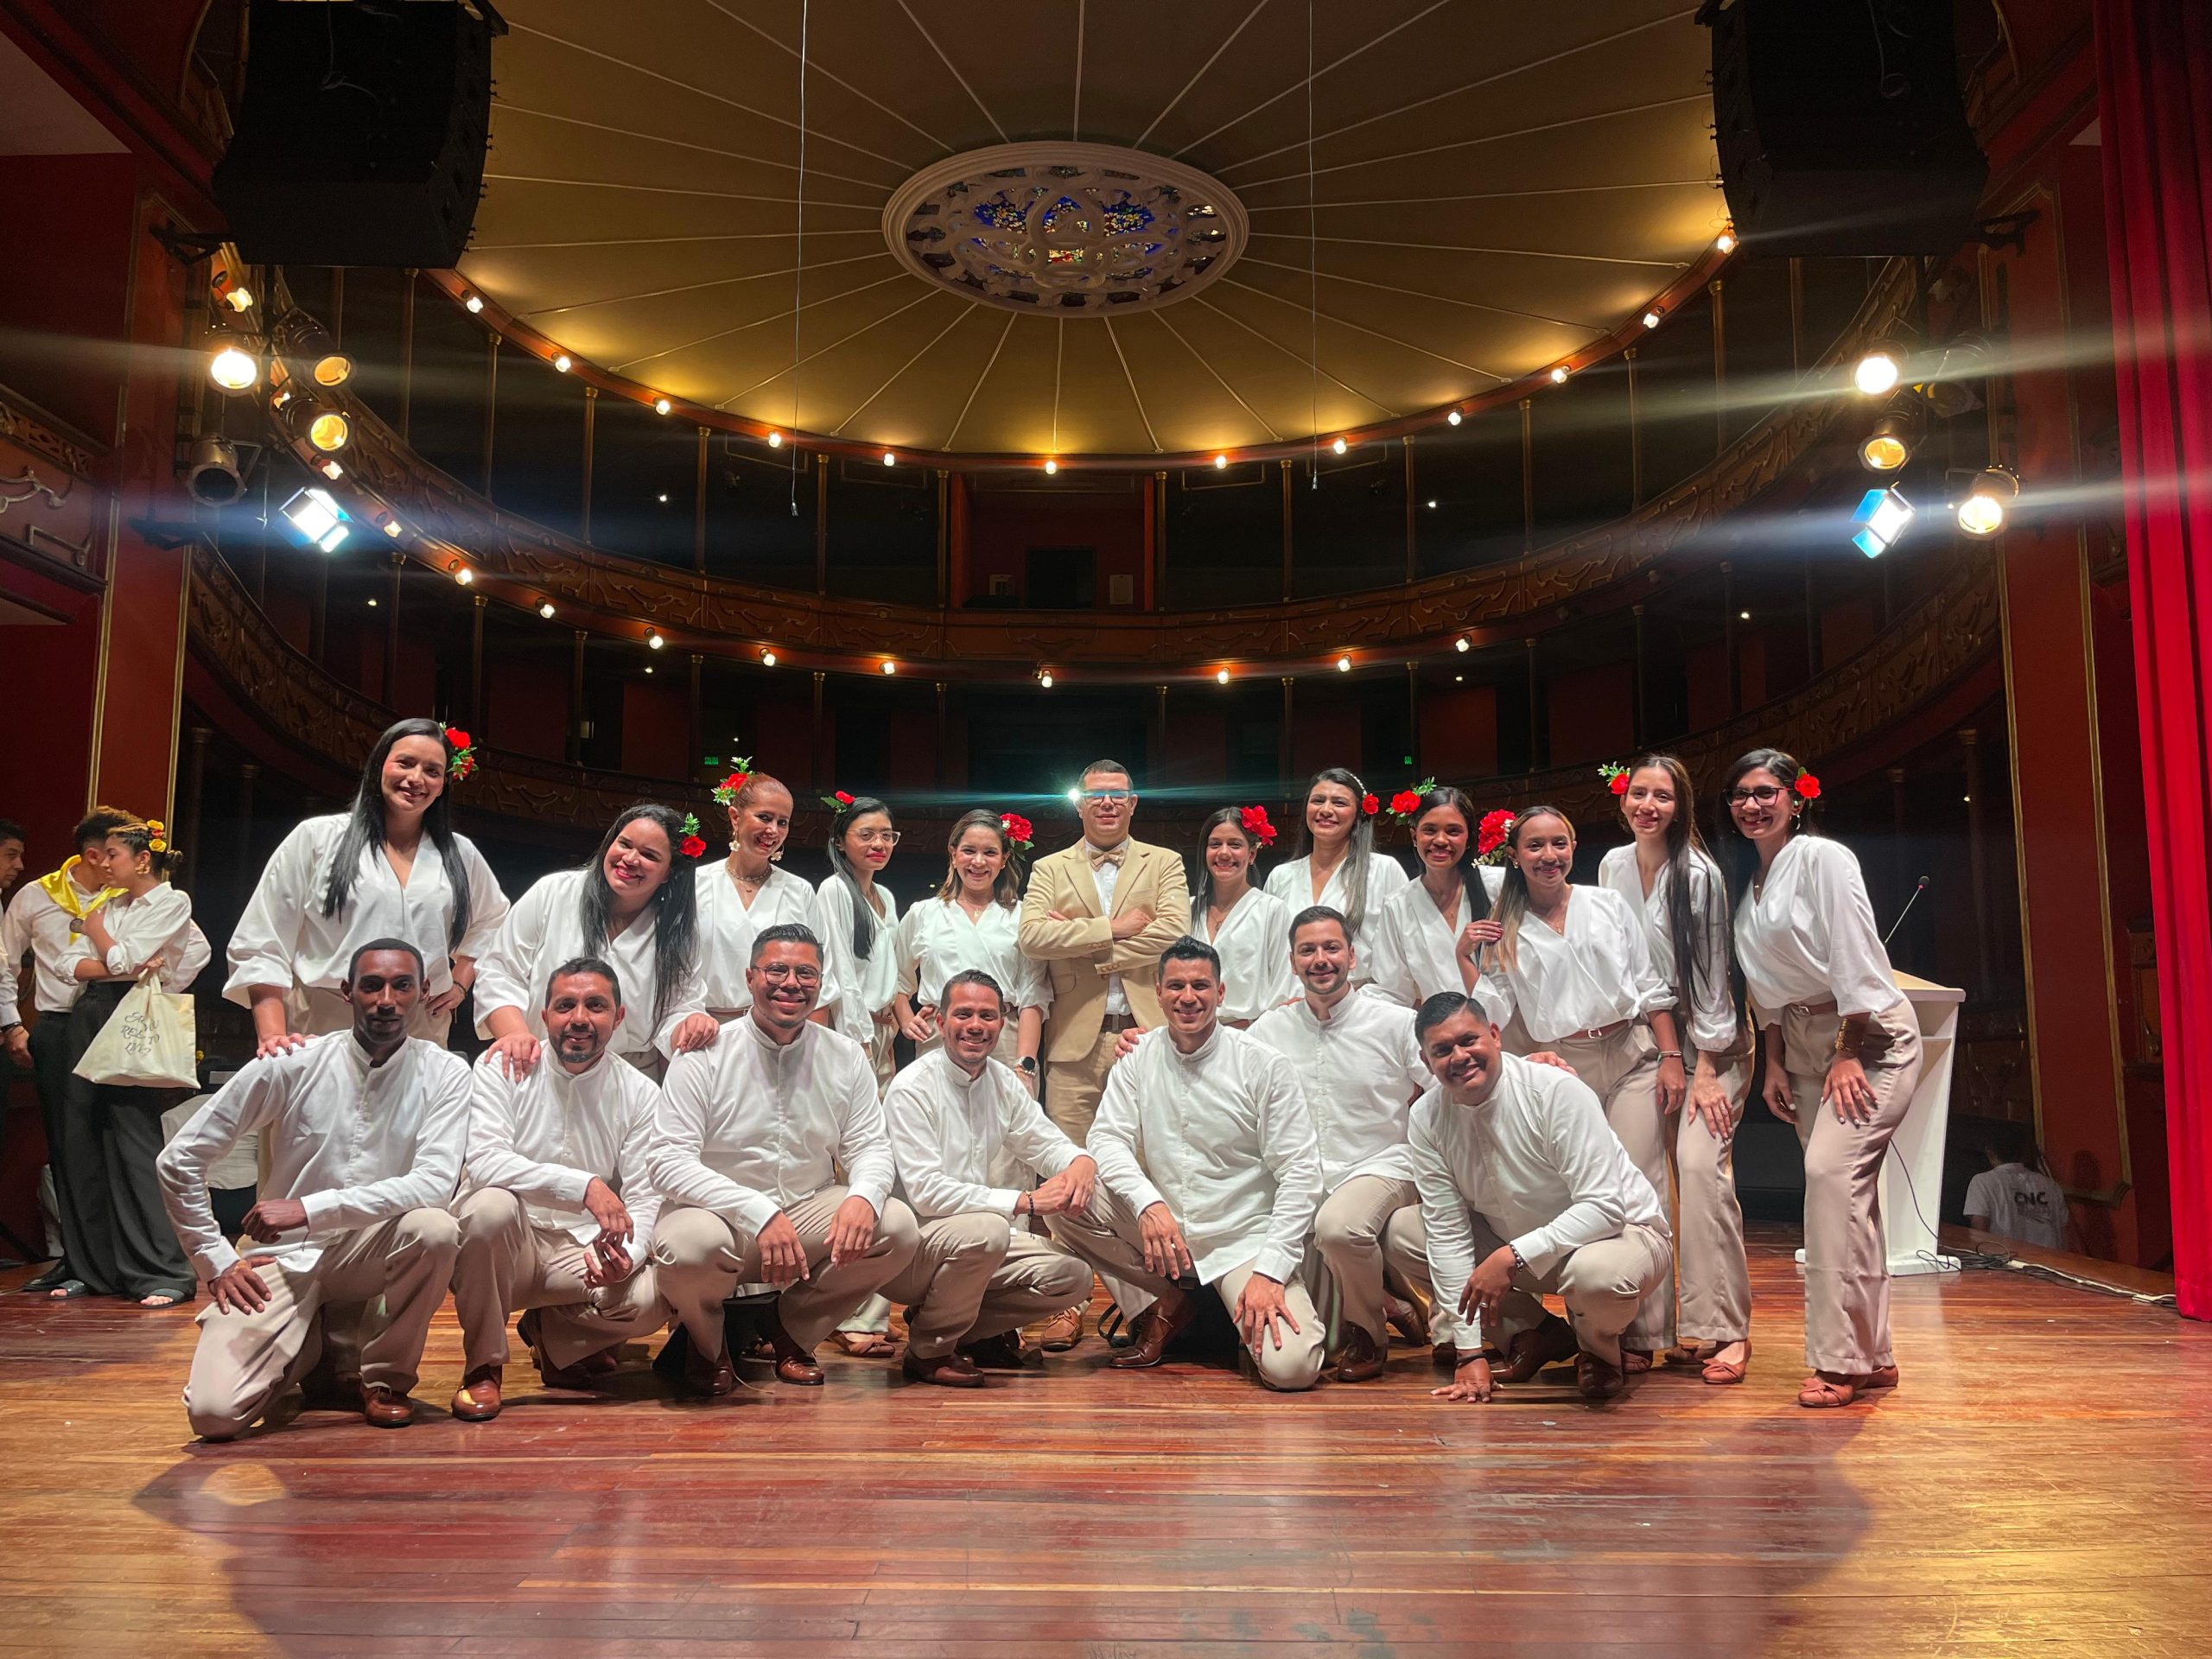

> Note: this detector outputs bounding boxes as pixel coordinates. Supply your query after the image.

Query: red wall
[963,488,1146,607]
[1548,663,1635,767]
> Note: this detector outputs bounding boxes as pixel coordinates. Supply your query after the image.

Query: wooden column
[1152,469,1168,608]
[1787,257,1806,381]
[1523,637,1541,771]
[1722,560,1742,716]
[234,762,259,887]
[934,682,948,788]
[934,470,950,608]
[1404,661,1421,772]
[1624,346,1643,506]
[1518,398,1535,550]
[1802,556,1822,678]
[693,427,709,575]
[469,594,486,733]
[580,385,597,543]
[1961,727,1994,996]
[1278,459,1294,602]
[1631,603,1648,747]
[384,552,403,703]
[948,471,971,607]
[397,270,416,442]
[1278,677,1294,788]
[567,631,587,765]
[481,334,499,498]
[810,671,828,790]
[177,726,211,895]
[1152,684,1169,785]
[814,453,830,595]
[687,654,704,783]
[1709,276,1728,454]
[1402,436,1418,582]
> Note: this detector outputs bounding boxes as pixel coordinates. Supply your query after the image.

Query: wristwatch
[1017,1056,1039,1075]
[1508,1243,1528,1276]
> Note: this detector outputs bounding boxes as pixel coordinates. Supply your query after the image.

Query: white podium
[1791,973,1965,1276]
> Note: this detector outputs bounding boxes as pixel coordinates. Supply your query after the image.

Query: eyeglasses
[1727,785,1789,806]
[852,830,901,847]
[755,964,822,985]
[1081,791,1132,804]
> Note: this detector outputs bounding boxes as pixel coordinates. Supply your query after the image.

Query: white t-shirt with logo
[1963,1162,2068,1250]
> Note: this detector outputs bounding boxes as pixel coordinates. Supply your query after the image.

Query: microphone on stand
[1883,875,1931,947]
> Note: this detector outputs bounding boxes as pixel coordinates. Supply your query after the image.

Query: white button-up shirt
[156,1033,470,1279]
[1408,1054,1669,1351]
[1085,841,1133,1017]
[1248,989,1429,1189]
[1732,835,1901,1020]
[1192,886,1296,1024]
[1088,1022,1322,1287]
[650,1017,893,1239]
[474,868,706,1063]
[1,862,120,1019]
[66,883,197,979]
[1481,884,1674,1045]
[694,862,817,1012]
[895,896,1051,1014]
[1597,844,1741,1054]
[1264,850,1410,976]
[463,1046,664,1261]
[225,814,508,1012]
[883,1047,1083,1221]
[811,876,901,1048]
[1363,868,1510,1020]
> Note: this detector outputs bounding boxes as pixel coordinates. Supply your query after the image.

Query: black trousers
[29,1015,78,1278]
[60,982,194,1300]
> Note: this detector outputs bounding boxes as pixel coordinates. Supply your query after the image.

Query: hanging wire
[1306,0,1319,489]
[790,0,810,517]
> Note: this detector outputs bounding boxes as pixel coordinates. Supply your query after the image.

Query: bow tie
[1088,846,1126,870]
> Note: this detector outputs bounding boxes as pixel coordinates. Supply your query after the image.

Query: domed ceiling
[461,1,1724,460]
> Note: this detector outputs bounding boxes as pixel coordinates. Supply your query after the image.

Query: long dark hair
[1713,747,1820,918]
[577,803,698,1027]
[1192,805,1265,912]
[321,718,469,953]
[937,810,1022,908]
[1410,785,1491,926]
[825,795,892,961]
[1619,755,1717,1008]
[1493,803,1573,971]
[1291,766,1381,940]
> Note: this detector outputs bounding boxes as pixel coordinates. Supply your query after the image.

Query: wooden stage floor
[0,1222,2206,1657]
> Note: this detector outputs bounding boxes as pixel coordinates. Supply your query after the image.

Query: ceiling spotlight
[767,430,783,448]
[1215,667,1231,684]
[658,493,670,503]
[1956,467,2018,537]
[1446,410,1462,426]
[209,346,258,393]
[1549,366,1570,385]
[880,659,897,674]
[761,648,778,666]
[653,397,672,416]
[1739,609,1751,620]
[1427,499,1438,509]
[648,632,665,650]
[553,354,572,373]
[311,354,354,389]
[1336,655,1351,672]
[307,410,351,453]
[1332,437,1349,454]
[1643,309,1662,329]
[1214,454,1230,469]
[1043,459,1058,475]
[1716,229,1738,253]
[366,598,378,607]
[1454,637,1471,653]
[453,565,474,586]
[184,435,250,505]
[1859,405,1920,473]
[1851,485,1915,558]
[464,293,485,315]
[1039,669,1054,688]
[538,601,556,619]
[282,486,349,553]
[882,451,897,467]
[1853,346,1905,397]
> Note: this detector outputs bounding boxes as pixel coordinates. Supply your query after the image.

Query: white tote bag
[72,973,199,1090]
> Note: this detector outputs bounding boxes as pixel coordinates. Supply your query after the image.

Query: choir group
[0,715,1925,1438]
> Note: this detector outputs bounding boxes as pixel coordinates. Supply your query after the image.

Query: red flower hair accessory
[1599,761,1630,797]
[999,811,1034,852]
[711,756,755,807]
[821,789,855,810]
[443,726,478,783]
[1361,793,1381,817]
[1238,804,1278,847]
[1383,777,1438,821]
[1476,809,1517,865]
[677,812,707,861]
[1794,772,1822,801]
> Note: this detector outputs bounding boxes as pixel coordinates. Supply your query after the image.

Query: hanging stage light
[1859,397,1924,473]
[209,345,259,393]
[185,436,250,505]
[281,486,349,552]
[307,410,351,453]
[1956,467,2018,537]
[1853,345,1906,397]
[1850,486,1914,557]
[654,397,672,416]
[311,353,354,388]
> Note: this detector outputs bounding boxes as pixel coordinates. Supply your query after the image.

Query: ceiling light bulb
[1957,467,2018,537]
[454,565,474,585]
[1216,667,1230,684]
[366,597,378,607]
[222,286,255,314]
[1044,459,1058,474]
[1859,432,1911,473]
[1336,655,1351,672]
[1446,410,1462,426]
[880,659,897,674]
[1427,499,1439,509]
[553,354,572,373]
[308,410,351,453]
[648,632,665,650]
[766,430,783,448]
[1853,349,1904,397]
[882,451,897,466]
[464,294,485,314]
[1454,637,1471,652]
[1214,454,1230,468]
[658,493,670,503]
[1332,437,1348,454]
[312,354,353,388]
[654,397,672,416]
[644,665,653,675]
[1549,366,1570,385]
[1643,310,1662,329]
[1716,230,1738,253]
[209,346,258,392]
[381,518,403,538]
[315,457,343,480]
[761,649,777,666]
[1039,671,1054,688]
[538,601,556,619]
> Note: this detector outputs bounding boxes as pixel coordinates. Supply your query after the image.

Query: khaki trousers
[1453,1205,1672,1371]
[451,1187,667,1372]
[1783,1001,1923,1374]
[1042,1023,1121,1145]
[651,1188,920,1361]
[1675,1058,1753,1344]
[880,1214,1093,1358]
[181,1208,460,1440]
[1553,1024,1677,1352]
[1048,1185,1325,1391]
[1314,1174,1435,1348]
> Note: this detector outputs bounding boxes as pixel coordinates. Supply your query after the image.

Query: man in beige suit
[1018,760,1190,1345]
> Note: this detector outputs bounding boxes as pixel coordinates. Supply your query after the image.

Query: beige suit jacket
[1017,837,1192,1063]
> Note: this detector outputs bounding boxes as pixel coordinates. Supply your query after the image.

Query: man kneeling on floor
[448,956,669,1421]
[649,923,919,1396]
[879,969,1097,1388]
[157,941,468,1437]
[1411,993,1672,1403]
[1049,936,1326,1391]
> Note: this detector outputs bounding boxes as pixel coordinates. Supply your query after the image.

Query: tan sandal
[1797,1370,1859,1408]
[1700,1342,1750,1386]
[1620,1347,1654,1375]
[830,1331,897,1358]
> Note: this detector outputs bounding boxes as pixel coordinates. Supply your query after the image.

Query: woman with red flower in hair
[1720,747,1923,1409]
[891,810,1050,1078]
[1364,786,1509,1014]
[1187,805,1295,1027]
[1263,767,1408,982]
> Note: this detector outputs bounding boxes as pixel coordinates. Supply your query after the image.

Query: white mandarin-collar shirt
[650,1017,893,1238]
[1480,884,1675,1046]
[463,1046,664,1259]
[1,862,119,1020]
[1408,1054,1669,1351]
[157,1033,470,1280]
[1192,886,1296,1024]
[1249,989,1430,1189]
[1084,840,1133,1017]
[895,897,1051,1013]
[474,868,705,1063]
[693,862,817,1012]
[1264,850,1411,976]
[883,1047,1083,1222]
[225,814,508,1009]
[1596,844,1741,1055]
[1732,835,1902,1020]
[811,877,901,1048]
[1087,1022,1322,1287]
[63,883,200,981]
[1363,868,1509,1020]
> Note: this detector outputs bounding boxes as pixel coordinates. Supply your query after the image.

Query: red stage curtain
[2095,0,2212,1313]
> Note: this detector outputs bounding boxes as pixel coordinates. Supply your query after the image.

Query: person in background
[1963,1121,2075,1253]
[694,768,815,1020]
[0,820,22,895]
[227,719,507,1056]
[1264,768,1408,978]
[1188,805,1294,1028]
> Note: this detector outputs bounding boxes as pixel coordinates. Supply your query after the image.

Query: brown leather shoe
[1497,1318,1578,1383]
[1575,1351,1626,1401]
[957,1330,1031,1370]
[518,1310,618,1390]
[765,1307,824,1386]
[1035,1304,1085,1352]
[1334,1325,1387,1382]
[450,1365,503,1422]
[1383,1294,1426,1347]
[361,1383,414,1428]
[682,1341,738,1397]
[1109,1287,1195,1370]
[298,1356,364,1414]
[902,1350,986,1389]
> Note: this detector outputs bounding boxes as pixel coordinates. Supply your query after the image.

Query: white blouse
[1481,883,1674,1046]
[1192,885,1296,1024]
[70,883,197,980]
[225,814,508,1008]
[1732,835,1900,1021]
[895,897,1051,1013]
[1264,851,1411,974]
[811,876,901,1046]
[693,862,817,1013]
[1596,844,1741,1055]
[473,868,705,1063]
[1363,868,1507,1013]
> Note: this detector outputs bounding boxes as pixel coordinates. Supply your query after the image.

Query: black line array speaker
[213,0,494,268]
[1703,0,1989,257]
